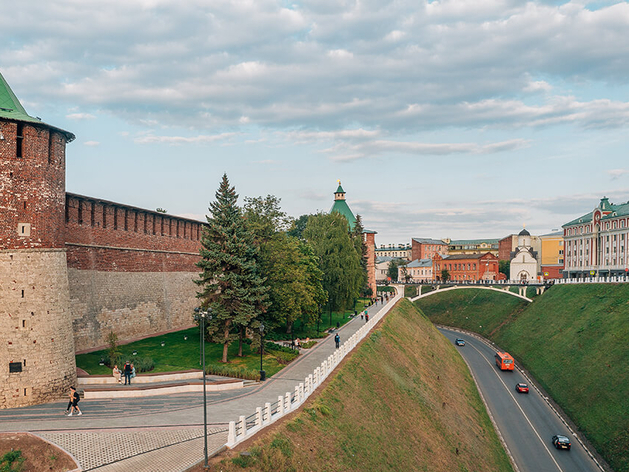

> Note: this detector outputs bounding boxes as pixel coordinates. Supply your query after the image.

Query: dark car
[455,338,465,346]
[515,382,529,394]
[552,435,571,450]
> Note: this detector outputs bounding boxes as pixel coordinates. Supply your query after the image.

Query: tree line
[195,174,368,363]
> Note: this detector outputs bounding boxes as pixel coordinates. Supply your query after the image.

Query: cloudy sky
[2,0,628,245]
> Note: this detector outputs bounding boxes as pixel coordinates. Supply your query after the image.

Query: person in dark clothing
[66,386,82,416]
[365,313,369,322]
[335,333,340,348]
[123,361,133,385]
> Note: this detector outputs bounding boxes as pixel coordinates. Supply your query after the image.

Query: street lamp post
[259,323,265,381]
[317,304,321,336]
[194,307,212,471]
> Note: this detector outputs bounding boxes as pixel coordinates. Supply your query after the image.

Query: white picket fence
[225,291,401,448]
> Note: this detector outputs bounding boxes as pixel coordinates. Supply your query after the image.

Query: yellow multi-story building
[539,231,564,278]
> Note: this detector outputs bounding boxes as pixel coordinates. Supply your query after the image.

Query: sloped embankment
[417,284,629,472]
[210,298,513,472]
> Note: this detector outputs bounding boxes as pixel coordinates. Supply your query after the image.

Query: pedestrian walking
[66,386,82,416]
[360,312,364,320]
[365,313,369,322]
[335,333,340,348]
[123,361,132,385]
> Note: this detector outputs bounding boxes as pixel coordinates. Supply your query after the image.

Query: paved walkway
[0,293,400,471]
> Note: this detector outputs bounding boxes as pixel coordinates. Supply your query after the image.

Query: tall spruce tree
[196,174,268,363]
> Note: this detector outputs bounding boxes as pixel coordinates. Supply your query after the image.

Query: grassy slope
[211,299,513,472]
[417,285,629,472]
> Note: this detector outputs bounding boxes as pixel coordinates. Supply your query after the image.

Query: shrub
[265,342,296,354]
[273,350,299,365]
[106,331,121,365]
[106,355,154,373]
[300,340,317,349]
[0,449,25,472]
[404,285,418,298]
[133,357,155,373]
[206,364,261,381]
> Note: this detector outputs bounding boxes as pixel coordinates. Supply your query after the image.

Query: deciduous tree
[303,212,363,314]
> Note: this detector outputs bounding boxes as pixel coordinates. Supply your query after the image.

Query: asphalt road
[439,327,603,472]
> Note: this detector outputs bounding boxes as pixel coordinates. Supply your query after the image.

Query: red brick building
[498,235,517,261]
[411,238,448,261]
[432,253,500,281]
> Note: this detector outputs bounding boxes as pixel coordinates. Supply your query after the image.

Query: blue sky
[2,0,628,245]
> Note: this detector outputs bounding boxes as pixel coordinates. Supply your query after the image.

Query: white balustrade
[264,403,271,424]
[224,291,401,449]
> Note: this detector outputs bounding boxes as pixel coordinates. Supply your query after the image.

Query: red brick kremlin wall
[65,193,203,272]
[64,193,205,351]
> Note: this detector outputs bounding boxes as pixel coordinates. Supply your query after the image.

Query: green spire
[330,181,356,230]
[0,72,40,123]
[0,71,75,141]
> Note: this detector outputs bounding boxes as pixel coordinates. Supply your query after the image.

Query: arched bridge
[404,280,554,303]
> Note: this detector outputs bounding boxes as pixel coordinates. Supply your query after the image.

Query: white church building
[510,228,540,281]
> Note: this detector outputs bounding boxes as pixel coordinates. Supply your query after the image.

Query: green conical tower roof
[0,71,74,140]
[330,180,356,230]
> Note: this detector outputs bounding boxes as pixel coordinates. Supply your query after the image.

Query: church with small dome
[509,227,540,281]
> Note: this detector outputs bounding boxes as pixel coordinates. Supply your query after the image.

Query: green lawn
[268,298,370,341]
[77,327,290,378]
[77,301,367,378]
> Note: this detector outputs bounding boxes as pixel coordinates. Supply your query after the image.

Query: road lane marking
[466,339,565,472]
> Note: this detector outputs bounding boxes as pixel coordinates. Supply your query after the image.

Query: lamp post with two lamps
[194,307,212,470]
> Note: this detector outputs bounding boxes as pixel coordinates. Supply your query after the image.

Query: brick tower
[330,181,377,297]
[0,72,77,408]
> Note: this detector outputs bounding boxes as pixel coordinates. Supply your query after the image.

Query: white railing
[225,290,401,448]
[554,276,629,284]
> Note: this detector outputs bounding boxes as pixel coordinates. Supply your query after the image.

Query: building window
[48,131,53,164]
[16,123,24,158]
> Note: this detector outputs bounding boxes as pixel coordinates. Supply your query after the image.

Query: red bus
[495,352,514,371]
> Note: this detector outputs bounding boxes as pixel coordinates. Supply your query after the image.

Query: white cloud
[384,30,405,42]
[524,80,552,93]
[323,138,530,161]
[253,159,278,165]
[83,140,100,146]
[608,169,629,180]
[4,0,628,134]
[66,113,95,120]
[134,133,236,144]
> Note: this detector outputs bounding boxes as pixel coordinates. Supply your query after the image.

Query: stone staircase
[78,369,246,399]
